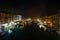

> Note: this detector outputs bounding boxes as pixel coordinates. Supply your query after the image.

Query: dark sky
[0,0,60,17]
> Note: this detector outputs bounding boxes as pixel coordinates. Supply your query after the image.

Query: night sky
[0,0,60,17]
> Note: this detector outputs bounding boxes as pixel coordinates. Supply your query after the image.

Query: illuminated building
[0,12,13,23]
[42,10,60,31]
[13,15,22,21]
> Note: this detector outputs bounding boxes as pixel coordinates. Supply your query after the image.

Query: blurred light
[40,20,44,25]
[10,21,16,25]
[39,25,47,31]
[46,20,52,27]
[8,30,12,34]
[43,21,47,25]
[8,21,15,29]
[2,23,8,28]
[27,18,31,21]
[14,20,19,22]
[37,18,40,22]
[18,15,22,20]
[16,22,20,24]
